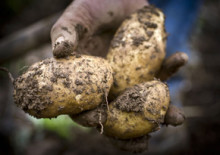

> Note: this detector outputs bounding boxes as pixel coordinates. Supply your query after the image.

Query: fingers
[51,0,90,58]
[51,0,148,58]
[70,106,107,127]
[164,104,185,126]
[108,135,150,153]
[76,30,114,57]
[156,52,188,81]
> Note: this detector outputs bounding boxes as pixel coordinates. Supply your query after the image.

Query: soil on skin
[13,61,54,115]
[114,82,160,113]
[114,85,145,113]
[53,41,75,58]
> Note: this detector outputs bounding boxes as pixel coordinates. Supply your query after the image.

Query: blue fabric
[149,0,202,57]
[149,0,203,105]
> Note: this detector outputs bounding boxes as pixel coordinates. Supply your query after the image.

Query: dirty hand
[50,0,149,58]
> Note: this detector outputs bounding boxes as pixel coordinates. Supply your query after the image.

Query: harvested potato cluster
[68,6,185,151]
[13,54,113,118]
[12,5,186,153]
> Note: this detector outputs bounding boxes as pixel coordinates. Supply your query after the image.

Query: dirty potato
[103,80,170,139]
[13,54,113,118]
[107,6,166,98]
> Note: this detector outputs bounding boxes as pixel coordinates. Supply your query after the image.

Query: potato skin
[103,80,170,139]
[13,54,113,118]
[107,6,166,98]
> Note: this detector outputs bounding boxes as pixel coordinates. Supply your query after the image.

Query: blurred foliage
[30,115,90,139]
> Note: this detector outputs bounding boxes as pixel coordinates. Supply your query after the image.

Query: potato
[107,6,166,98]
[13,54,113,118]
[103,80,170,139]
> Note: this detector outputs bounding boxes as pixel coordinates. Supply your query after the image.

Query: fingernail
[53,36,65,50]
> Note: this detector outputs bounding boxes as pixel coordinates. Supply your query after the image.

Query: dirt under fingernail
[53,40,75,58]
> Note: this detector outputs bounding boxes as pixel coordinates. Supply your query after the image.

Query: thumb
[51,0,148,58]
[51,0,90,58]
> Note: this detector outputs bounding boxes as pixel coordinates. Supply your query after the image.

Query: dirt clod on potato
[13,54,113,118]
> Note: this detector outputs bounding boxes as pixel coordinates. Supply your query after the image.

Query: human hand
[50,0,149,58]
[51,0,187,79]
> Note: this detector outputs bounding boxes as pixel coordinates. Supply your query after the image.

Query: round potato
[13,54,113,118]
[103,80,170,139]
[107,6,167,98]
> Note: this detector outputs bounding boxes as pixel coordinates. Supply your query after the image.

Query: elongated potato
[107,6,166,98]
[13,54,113,118]
[103,80,170,139]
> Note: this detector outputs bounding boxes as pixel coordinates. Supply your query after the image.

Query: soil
[13,64,53,115]
[75,23,88,40]
[53,40,75,58]
[114,84,145,113]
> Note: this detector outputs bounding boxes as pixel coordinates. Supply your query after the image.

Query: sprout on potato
[13,54,113,118]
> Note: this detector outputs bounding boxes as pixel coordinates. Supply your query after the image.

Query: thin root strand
[105,91,109,111]
[0,67,14,83]
[98,110,104,134]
